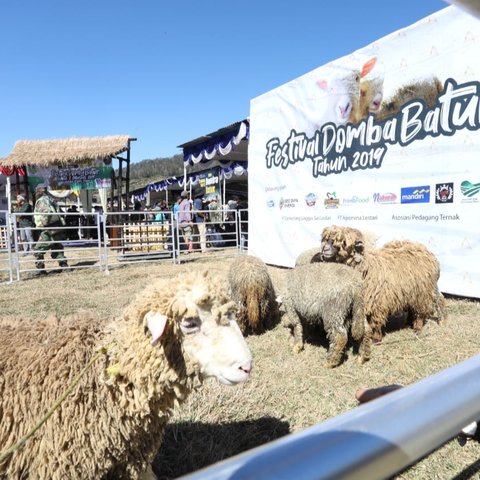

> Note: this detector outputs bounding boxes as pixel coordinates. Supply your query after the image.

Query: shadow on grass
[153,416,290,479]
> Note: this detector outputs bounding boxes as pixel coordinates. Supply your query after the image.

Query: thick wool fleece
[322,227,447,339]
[295,247,323,267]
[283,262,371,367]
[0,271,233,479]
[228,255,278,334]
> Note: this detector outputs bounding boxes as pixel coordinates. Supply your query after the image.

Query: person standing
[14,195,35,254]
[193,187,207,253]
[177,191,193,253]
[33,186,70,275]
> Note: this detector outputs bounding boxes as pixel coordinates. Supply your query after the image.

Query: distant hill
[129,154,185,180]
[125,154,210,193]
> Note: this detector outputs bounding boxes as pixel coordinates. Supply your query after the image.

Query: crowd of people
[126,188,248,254]
[12,186,248,274]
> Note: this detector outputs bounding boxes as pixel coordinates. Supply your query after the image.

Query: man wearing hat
[33,185,70,275]
[14,194,34,254]
[193,187,207,253]
[177,190,193,253]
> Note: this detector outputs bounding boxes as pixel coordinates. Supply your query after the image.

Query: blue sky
[0,0,449,163]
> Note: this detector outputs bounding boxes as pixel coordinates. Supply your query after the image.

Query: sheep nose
[239,360,252,374]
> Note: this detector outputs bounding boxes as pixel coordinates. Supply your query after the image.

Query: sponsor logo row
[266,180,479,209]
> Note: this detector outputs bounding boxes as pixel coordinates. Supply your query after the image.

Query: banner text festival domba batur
[248,6,480,298]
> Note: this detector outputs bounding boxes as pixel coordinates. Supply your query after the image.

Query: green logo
[461,181,480,198]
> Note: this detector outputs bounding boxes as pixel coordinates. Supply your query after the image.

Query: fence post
[95,212,102,272]
[102,214,110,274]
[7,212,15,283]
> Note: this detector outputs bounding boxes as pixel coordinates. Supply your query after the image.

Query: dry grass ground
[1,254,479,479]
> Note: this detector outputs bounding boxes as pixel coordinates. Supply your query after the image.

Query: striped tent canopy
[179,120,249,166]
[0,135,133,170]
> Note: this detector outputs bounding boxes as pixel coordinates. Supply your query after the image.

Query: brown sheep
[375,77,443,122]
[228,255,279,334]
[321,225,447,343]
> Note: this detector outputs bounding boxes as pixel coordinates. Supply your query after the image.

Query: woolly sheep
[0,271,252,479]
[374,76,443,122]
[295,247,323,267]
[291,56,378,137]
[295,229,379,267]
[228,255,279,334]
[281,262,371,368]
[320,225,447,343]
[350,75,385,124]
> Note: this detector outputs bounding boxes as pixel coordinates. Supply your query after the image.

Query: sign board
[27,165,113,191]
[196,168,221,201]
[248,6,480,298]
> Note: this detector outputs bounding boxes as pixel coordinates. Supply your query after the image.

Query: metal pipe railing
[181,355,480,480]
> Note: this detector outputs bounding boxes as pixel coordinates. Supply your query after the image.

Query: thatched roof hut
[0,135,136,210]
[0,135,133,168]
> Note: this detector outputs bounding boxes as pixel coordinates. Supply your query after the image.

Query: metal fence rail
[1,208,246,281]
[0,210,14,283]
[11,212,103,280]
[181,354,480,480]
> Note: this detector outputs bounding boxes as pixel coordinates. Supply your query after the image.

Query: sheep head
[320,225,365,266]
[143,271,252,386]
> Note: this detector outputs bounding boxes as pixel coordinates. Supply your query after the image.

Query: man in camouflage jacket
[33,186,69,275]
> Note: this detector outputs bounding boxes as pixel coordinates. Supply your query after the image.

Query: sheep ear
[145,311,168,346]
[360,57,377,78]
[316,79,328,90]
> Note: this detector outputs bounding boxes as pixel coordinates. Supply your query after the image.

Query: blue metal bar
[181,355,480,480]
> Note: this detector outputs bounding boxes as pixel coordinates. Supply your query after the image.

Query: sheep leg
[369,314,384,344]
[357,320,372,364]
[412,315,425,333]
[138,465,158,480]
[285,308,304,353]
[371,327,383,344]
[325,326,348,368]
[433,289,448,326]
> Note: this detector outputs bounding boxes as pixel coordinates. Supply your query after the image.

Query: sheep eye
[180,317,202,335]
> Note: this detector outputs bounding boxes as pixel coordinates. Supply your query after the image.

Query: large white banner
[248,6,480,298]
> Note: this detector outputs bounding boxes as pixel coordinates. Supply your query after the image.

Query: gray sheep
[295,247,324,267]
[282,262,371,368]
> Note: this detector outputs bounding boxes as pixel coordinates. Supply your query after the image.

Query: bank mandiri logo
[435,183,454,203]
[373,192,397,204]
[324,192,340,209]
[305,193,317,206]
[400,185,430,204]
[460,180,480,203]
[279,197,299,209]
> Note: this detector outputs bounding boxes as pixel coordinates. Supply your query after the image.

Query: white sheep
[284,56,378,137]
[0,270,252,479]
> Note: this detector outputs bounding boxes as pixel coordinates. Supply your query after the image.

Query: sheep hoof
[324,361,338,369]
[357,356,370,365]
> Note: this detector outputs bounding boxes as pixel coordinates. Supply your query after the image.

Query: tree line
[123,154,207,182]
